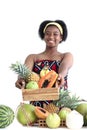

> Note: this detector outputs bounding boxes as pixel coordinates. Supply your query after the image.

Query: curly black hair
[38,20,68,42]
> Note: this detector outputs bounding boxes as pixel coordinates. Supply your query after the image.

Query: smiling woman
[15,19,73,107]
[0,0,87,129]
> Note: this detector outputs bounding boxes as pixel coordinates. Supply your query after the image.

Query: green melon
[76,103,87,126]
[16,103,37,125]
[84,114,87,126]
[0,105,15,128]
[76,103,87,115]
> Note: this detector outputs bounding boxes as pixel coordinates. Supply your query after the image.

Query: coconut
[66,110,84,129]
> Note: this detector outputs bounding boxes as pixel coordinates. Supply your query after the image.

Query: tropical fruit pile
[10,62,58,89]
[1,61,87,128]
[10,62,87,128]
[1,92,87,128]
[16,102,62,128]
[15,101,87,129]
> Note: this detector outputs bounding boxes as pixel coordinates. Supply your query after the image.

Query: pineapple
[10,62,40,82]
[44,103,59,113]
[53,87,82,110]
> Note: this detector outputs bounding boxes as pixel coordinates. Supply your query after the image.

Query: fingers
[15,79,26,89]
[57,74,65,87]
[21,81,26,88]
[15,81,21,89]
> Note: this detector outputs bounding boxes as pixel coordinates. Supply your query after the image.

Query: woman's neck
[44,46,58,55]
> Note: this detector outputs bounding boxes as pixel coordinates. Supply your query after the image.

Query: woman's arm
[58,52,73,86]
[24,54,36,70]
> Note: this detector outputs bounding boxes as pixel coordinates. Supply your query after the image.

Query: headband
[43,22,63,34]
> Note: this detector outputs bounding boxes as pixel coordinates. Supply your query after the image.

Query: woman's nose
[49,33,54,38]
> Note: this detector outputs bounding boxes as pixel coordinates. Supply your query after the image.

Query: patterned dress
[30,60,68,107]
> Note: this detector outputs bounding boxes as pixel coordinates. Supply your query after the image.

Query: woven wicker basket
[32,119,66,127]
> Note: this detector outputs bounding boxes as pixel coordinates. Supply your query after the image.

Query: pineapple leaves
[10,61,40,83]
[10,61,29,79]
[53,87,82,110]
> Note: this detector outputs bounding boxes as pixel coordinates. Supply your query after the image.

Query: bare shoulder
[24,54,38,70]
[64,52,73,59]
[24,54,37,65]
[25,54,37,61]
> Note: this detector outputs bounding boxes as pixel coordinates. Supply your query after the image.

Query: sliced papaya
[34,106,49,119]
[38,70,58,88]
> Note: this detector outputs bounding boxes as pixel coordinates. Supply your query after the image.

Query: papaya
[38,70,58,88]
[34,106,49,119]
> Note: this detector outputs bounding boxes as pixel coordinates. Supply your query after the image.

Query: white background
[0,0,87,129]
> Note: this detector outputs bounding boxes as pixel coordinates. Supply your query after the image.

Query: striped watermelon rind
[0,105,15,128]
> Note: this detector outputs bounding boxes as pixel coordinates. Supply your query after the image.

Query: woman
[15,20,73,107]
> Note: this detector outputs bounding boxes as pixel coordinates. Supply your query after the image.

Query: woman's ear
[59,35,63,43]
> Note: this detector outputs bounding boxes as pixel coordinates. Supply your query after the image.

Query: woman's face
[44,25,62,47]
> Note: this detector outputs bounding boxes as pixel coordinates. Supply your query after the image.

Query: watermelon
[0,105,15,128]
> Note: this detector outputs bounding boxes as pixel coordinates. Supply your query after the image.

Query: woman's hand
[57,74,65,87]
[15,78,26,89]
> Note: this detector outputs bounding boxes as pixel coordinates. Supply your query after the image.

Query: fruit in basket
[16,103,37,125]
[26,81,39,89]
[0,105,14,128]
[58,107,71,121]
[38,70,58,88]
[40,66,50,77]
[46,113,60,128]
[34,106,49,119]
[76,103,87,126]
[10,62,40,82]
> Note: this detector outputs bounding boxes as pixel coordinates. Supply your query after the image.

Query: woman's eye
[45,32,50,35]
[45,32,59,37]
[54,33,59,36]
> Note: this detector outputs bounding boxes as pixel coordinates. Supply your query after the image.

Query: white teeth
[48,40,54,43]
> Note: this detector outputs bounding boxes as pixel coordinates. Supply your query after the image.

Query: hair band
[43,22,63,34]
